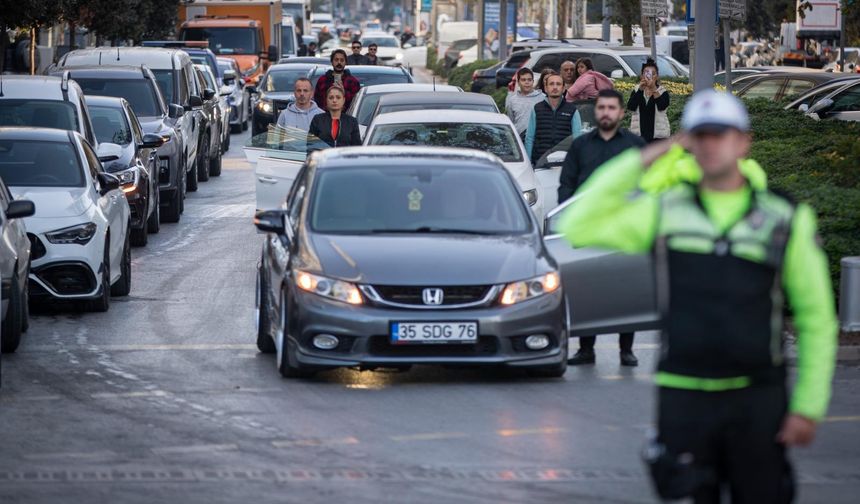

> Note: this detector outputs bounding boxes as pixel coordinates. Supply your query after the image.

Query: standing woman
[308,85,361,149]
[627,58,670,143]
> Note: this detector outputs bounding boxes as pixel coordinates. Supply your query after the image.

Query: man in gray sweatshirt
[505,67,545,138]
[276,77,324,131]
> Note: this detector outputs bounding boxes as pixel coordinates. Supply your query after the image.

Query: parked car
[786,78,860,122]
[733,71,855,101]
[498,40,623,88]
[0,128,131,312]
[308,64,414,89]
[141,41,221,84]
[86,96,164,246]
[364,110,544,220]
[367,92,500,138]
[46,65,186,223]
[217,57,251,133]
[254,146,568,378]
[58,47,205,199]
[359,32,405,66]
[0,74,98,148]
[0,177,35,355]
[444,38,478,70]
[194,64,225,179]
[471,60,505,92]
[346,83,462,138]
[522,46,689,79]
[249,62,320,135]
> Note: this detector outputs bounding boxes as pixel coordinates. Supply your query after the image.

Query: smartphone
[644,69,654,80]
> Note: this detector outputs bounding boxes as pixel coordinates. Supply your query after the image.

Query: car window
[90,105,133,146]
[0,99,79,131]
[591,54,624,77]
[265,69,310,92]
[357,94,384,125]
[795,84,839,108]
[309,165,530,234]
[179,67,192,101]
[74,78,163,118]
[127,105,144,142]
[81,141,104,178]
[199,68,217,90]
[505,51,531,68]
[831,82,860,112]
[0,139,85,187]
[740,79,784,100]
[79,97,97,145]
[287,175,307,231]
[367,122,523,162]
[783,79,814,98]
[152,70,176,104]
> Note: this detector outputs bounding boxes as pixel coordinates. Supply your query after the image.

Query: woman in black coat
[308,85,362,149]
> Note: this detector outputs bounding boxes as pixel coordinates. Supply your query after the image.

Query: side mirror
[140,133,165,149]
[610,69,624,79]
[798,103,810,113]
[403,43,413,49]
[254,209,287,235]
[267,44,279,62]
[186,95,204,110]
[203,88,216,100]
[97,172,121,195]
[806,98,834,116]
[96,142,123,162]
[545,151,567,166]
[168,103,184,118]
[6,200,35,219]
[223,70,237,85]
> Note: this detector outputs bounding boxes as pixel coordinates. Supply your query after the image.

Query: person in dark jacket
[314,49,361,111]
[627,58,671,143]
[365,43,379,65]
[524,71,582,165]
[308,85,362,149]
[347,40,369,65]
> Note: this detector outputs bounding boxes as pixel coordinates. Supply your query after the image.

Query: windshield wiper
[370,227,497,235]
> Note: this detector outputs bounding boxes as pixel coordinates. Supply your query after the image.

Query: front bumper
[125,191,146,229]
[287,288,566,369]
[156,139,182,191]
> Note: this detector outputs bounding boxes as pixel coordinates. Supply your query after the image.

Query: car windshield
[312,69,411,88]
[621,55,681,77]
[0,139,85,187]
[0,99,79,131]
[376,102,497,120]
[310,166,530,234]
[362,37,399,48]
[74,78,163,117]
[265,69,309,92]
[89,105,133,146]
[182,27,259,55]
[151,70,175,105]
[368,123,523,162]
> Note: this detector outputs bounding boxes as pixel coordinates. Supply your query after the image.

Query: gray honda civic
[254,146,567,378]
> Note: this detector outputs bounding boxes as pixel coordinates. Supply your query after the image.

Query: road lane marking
[271,437,360,448]
[24,343,256,353]
[823,415,860,423]
[151,444,239,455]
[91,390,169,399]
[390,432,470,442]
[23,451,117,461]
[21,395,62,401]
[497,427,567,437]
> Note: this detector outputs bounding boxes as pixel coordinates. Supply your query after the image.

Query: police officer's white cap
[681,89,750,133]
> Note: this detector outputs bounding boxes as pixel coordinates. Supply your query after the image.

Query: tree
[80,0,146,45]
[609,0,640,45]
[139,0,182,41]
[0,0,62,73]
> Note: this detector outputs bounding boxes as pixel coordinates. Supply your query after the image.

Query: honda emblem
[422,288,444,306]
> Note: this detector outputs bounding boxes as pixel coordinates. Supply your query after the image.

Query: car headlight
[500,272,560,305]
[160,133,173,143]
[256,100,273,114]
[116,168,139,193]
[45,222,98,245]
[295,270,363,305]
[395,52,403,60]
[522,189,538,206]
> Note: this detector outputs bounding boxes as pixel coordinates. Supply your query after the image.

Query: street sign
[719,0,746,21]
[640,0,670,18]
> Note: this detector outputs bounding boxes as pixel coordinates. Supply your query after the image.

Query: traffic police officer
[558,90,837,503]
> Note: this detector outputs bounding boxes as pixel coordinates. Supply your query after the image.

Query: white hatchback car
[0,128,131,312]
[363,110,546,221]
[360,32,406,66]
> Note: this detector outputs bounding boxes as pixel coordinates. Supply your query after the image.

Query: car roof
[277,56,330,65]
[310,145,507,169]
[59,47,189,70]
[48,65,153,79]
[84,95,127,108]
[182,18,260,28]
[377,92,495,106]
[370,109,509,125]
[0,127,74,142]
[311,65,407,74]
[736,71,850,84]
[268,63,319,72]
[361,84,461,94]
[530,46,657,57]
[0,75,68,100]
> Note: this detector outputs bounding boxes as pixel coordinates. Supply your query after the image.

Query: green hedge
[447,59,498,90]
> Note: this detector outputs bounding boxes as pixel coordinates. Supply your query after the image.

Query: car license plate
[390,322,478,344]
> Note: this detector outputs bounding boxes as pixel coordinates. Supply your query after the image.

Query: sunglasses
[352,46,361,50]
[369,47,377,51]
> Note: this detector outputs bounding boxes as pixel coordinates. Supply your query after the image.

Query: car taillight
[472,70,478,81]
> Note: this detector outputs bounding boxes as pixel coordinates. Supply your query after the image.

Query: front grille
[36,263,96,295]
[158,157,171,184]
[371,285,492,306]
[28,233,46,260]
[368,336,498,357]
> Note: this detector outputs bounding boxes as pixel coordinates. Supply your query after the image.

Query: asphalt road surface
[1,124,859,504]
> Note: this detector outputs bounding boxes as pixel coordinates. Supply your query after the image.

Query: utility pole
[602,0,611,42]
[693,0,717,92]
[499,0,508,61]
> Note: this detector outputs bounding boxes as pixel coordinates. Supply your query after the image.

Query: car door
[0,181,29,286]
[266,166,308,308]
[542,201,661,337]
[245,132,306,211]
[82,141,126,274]
[180,66,199,166]
[127,104,156,208]
[826,81,860,122]
[738,77,786,100]
[533,135,573,212]
[0,186,16,290]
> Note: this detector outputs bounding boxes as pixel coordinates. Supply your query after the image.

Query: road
[1,120,859,504]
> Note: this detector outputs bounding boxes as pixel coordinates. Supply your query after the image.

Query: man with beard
[314,49,361,111]
[524,71,582,165]
[558,88,645,368]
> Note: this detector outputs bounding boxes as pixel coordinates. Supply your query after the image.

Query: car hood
[101,144,135,174]
[302,233,551,285]
[11,187,92,218]
[505,160,536,191]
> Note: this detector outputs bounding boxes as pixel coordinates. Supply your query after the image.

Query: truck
[780,0,842,68]
[281,0,310,36]
[178,0,283,85]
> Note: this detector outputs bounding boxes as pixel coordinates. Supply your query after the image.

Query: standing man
[559,88,645,367]
[524,71,582,165]
[314,49,361,112]
[560,60,577,93]
[347,41,369,65]
[505,67,544,139]
[400,26,415,47]
[365,43,379,65]
[276,77,323,131]
[559,90,837,502]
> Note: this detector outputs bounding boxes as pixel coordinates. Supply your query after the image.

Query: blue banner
[482,0,516,60]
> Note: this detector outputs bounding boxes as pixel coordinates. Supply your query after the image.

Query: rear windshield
[265,68,310,92]
[367,122,522,162]
[152,70,176,105]
[182,27,259,55]
[89,105,133,146]
[311,69,411,89]
[0,139,84,187]
[361,37,399,48]
[377,102,497,118]
[310,166,529,234]
[74,78,163,117]
[0,99,79,131]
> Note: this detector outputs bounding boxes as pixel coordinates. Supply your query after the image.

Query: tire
[110,231,131,297]
[230,123,241,134]
[1,274,24,353]
[198,135,210,182]
[21,270,29,333]
[130,224,147,247]
[277,293,314,378]
[88,244,111,312]
[162,188,181,223]
[222,129,231,152]
[255,269,276,354]
[210,144,222,177]
[147,189,160,233]
[187,154,199,192]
